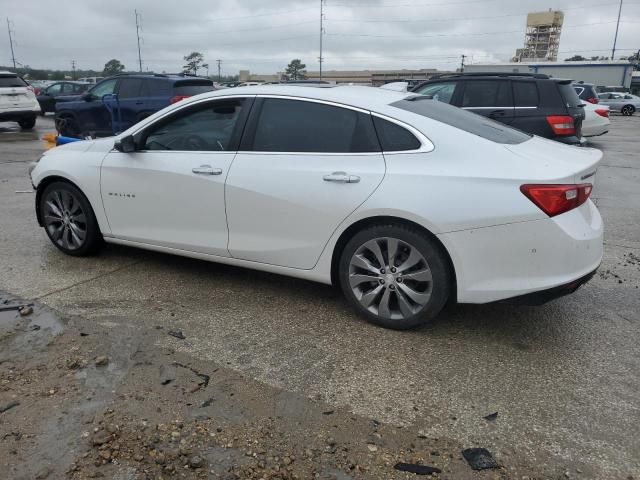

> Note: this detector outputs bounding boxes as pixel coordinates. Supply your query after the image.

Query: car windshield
[0,75,27,88]
[391,96,531,144]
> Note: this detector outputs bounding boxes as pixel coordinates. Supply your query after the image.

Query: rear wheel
[338,224,451,330]
[18,117,36,130]
[40,181,102,256]
[621,105,635,116]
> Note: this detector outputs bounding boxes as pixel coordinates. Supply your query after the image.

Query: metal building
[513,10,564,62]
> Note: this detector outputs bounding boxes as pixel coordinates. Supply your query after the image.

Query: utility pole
[319,0,324,80]
[612,0,623,60]
[460,54,466,72]
[71,60,76,79]
[135,10,143,72]
[217,59,221,81]
[6,18,16,70]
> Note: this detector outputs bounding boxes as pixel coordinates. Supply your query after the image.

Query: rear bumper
[497,267,597,305]
[439,200,603,304]
[0,109,38,122]
[555,135,582,145]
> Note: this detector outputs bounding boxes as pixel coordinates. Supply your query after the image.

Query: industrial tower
[513,10,564,62]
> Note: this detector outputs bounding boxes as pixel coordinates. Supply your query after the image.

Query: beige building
[513,10,564,62]
[238,68,451,86]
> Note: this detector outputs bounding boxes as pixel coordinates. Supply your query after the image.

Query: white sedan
[30,86,603,329]
[581,100,610,138]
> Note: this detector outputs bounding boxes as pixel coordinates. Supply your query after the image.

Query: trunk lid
[504,136,602,185]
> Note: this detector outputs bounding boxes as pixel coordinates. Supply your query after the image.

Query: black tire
[18,117,36,130]
[55,115,80,138]
[621,105,635,116]
[338,223,451,330]
[39,181,102,256]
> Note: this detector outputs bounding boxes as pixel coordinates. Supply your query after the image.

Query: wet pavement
[0,115,639,478]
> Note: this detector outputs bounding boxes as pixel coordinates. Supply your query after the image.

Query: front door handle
[323,171,360,184]
[192,165,222,175]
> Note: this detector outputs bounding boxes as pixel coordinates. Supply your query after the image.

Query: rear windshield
[173,80,214,96]
[557,82,582,108]
[391,97,531,145]
[0,75,27,87]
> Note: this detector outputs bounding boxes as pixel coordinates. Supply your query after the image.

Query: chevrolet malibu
[30,86,603,329]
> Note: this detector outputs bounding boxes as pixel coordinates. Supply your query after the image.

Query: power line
[135,9,143,72]
[6,18,16,69]
[319,0,325,80]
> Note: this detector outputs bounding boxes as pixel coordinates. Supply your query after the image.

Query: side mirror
[81,92,93,101]
[114,135,137,153]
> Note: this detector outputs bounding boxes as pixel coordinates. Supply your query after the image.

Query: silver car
[597,92,640,116]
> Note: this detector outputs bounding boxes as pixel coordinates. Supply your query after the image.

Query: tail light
[546,115,576,136]
[169,95,190,104]
[586,97,599,104]
[32,87,40,95]
[594,108,609,118]
[520,184,593,217]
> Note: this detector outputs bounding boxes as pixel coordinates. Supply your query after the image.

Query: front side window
[249,98,379,153]
[462,80,511,108]
[415,82,456,104]
[143,99,244,151]
[90,79,118,98]
[46,83,62,95]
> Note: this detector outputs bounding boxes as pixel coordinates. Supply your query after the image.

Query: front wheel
[40,181,102,256]
[338,224,451,330]
[621,105,635,116]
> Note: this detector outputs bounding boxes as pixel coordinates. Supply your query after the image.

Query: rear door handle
[323,171,360,184]
[135,101,144,105]
[192,165,222,175]
[489,109,506,117]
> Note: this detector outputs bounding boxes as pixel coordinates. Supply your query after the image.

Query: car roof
[0,71,19,76]
[180,85,410,111]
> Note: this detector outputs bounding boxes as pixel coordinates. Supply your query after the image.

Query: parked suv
[0,71,41,130]
[412,73,585,144]
[573,82,599,104]
[55,74,215,137]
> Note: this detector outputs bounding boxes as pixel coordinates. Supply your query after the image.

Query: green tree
[103,59,125,76]
[285,59,307,80]
[183,52,205,75]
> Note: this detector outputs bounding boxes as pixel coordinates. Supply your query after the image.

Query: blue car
[54,73,215,138]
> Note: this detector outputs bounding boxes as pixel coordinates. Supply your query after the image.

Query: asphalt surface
[1,115,639,478]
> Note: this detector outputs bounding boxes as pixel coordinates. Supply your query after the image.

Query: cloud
[3,0,639,74]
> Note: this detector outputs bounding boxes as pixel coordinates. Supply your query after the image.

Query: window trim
[238,95,433,156]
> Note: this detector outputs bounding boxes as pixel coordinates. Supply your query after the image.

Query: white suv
[0,71,40,130]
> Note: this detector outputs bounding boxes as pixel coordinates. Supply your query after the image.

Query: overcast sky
[3,0,640,74]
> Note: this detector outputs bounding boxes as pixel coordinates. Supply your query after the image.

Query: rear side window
[118,78,144,99]
[372,116,421,151]
[392,97,531,145]
[513,81,539,107]
[557,82,582,108]
[249,98,379,153]
[173,80,215,96]
[462,80,511,107]
[0,75,27,87]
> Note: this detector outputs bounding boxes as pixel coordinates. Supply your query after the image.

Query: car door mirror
[114,135,137,153]
[81,92,93,101]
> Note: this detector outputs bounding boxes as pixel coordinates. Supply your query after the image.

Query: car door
[225,97,385,269]
[79,78,119,136]
[100,97,251,256]
[115,77,145,130]
[39,83,62,112]
[459,80,514,124]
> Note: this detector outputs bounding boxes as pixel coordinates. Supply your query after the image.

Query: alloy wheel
[621,105,634,116]
[43,189,87,250]
[348,237,433,320]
